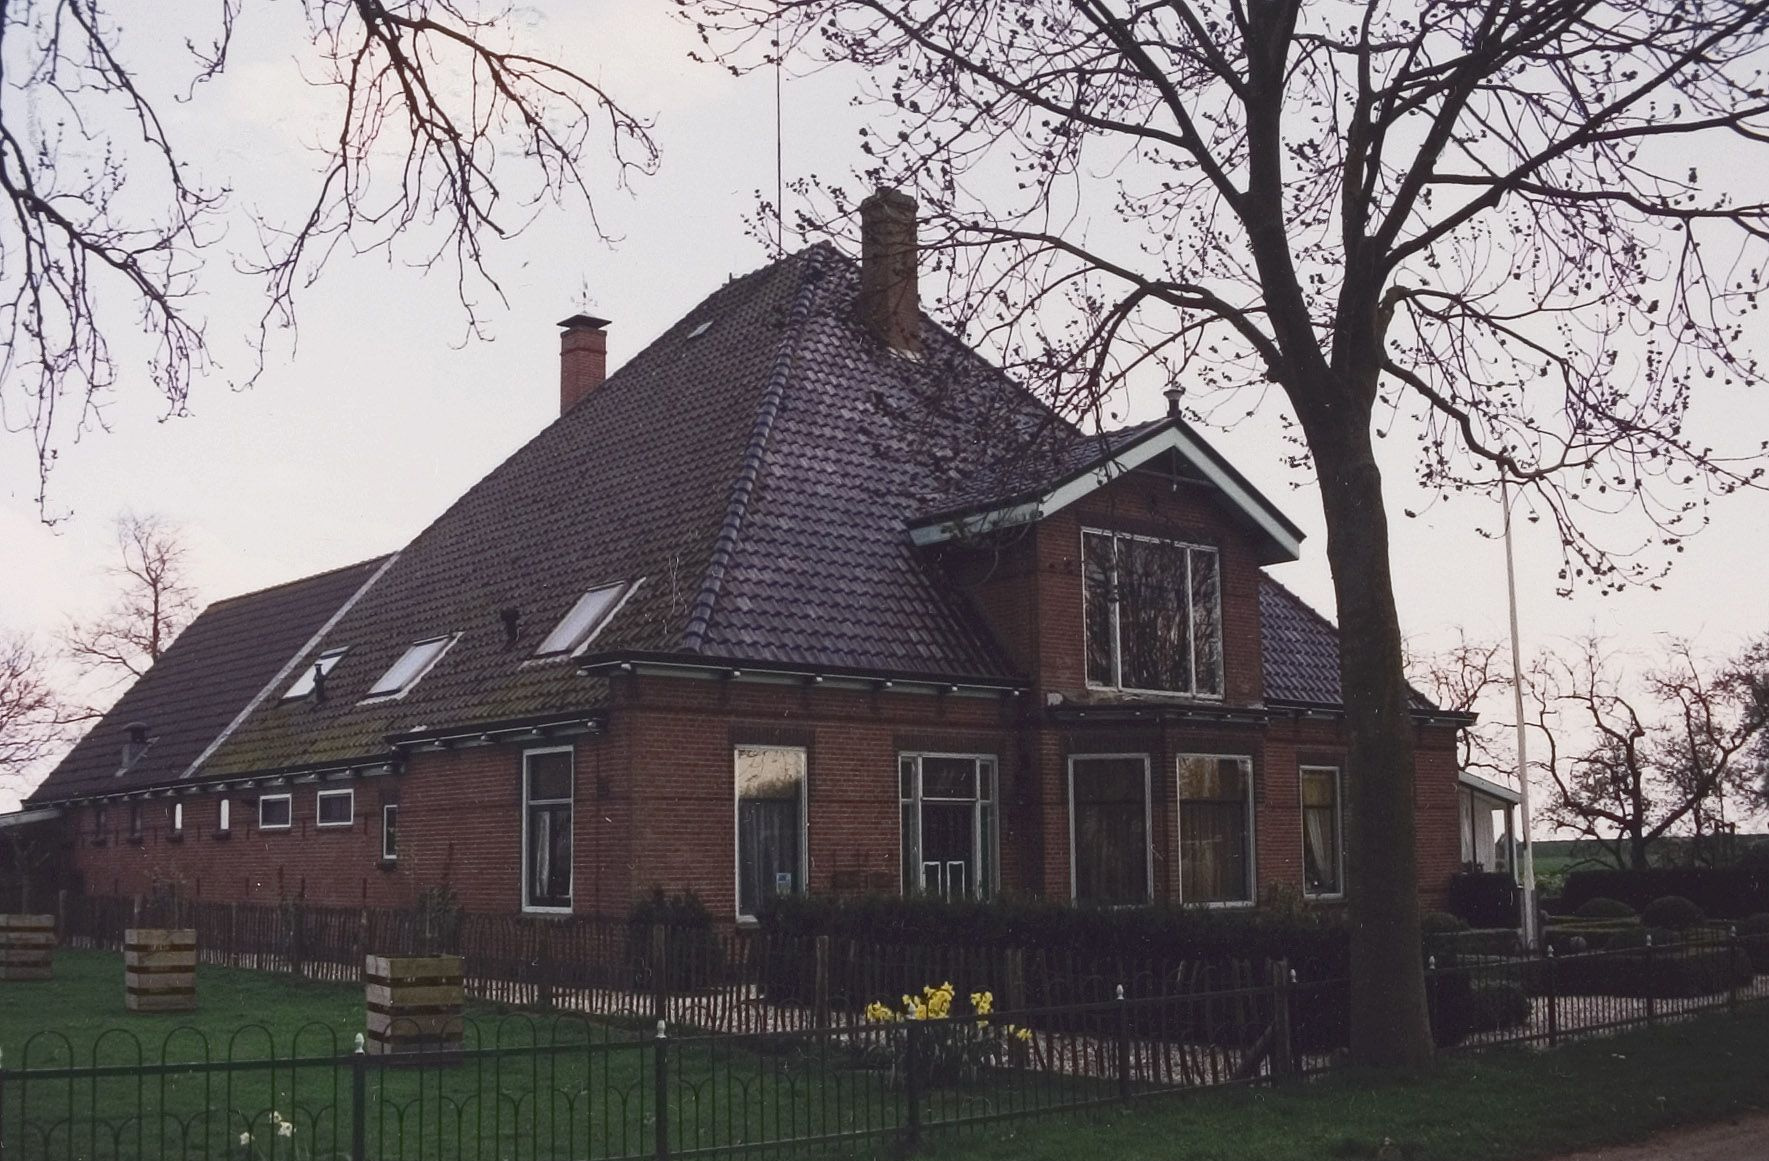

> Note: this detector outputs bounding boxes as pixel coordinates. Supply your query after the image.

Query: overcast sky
[4,1,1767,812]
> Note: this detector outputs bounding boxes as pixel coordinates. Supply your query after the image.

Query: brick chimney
[558,314,611,414]
[857,188,921,355]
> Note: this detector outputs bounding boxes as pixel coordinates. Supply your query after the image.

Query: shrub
[1738,913,1769,973]
[1547,943,1752,998]
[1561,867,1769,919]
[1641,895,1706,931]
[627,888,724,992]
[1420,910,1470,934]
[1445,872,1519,929]
[1574,896,1637,920]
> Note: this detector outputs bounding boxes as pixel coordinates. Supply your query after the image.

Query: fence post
[228,903,239,968]
[814,935,831,1030]
[350,1032,366,1161]
[1004,948,1025,1014]
[537,924,555,1013]
[1545,947,1559,1048]
[1644,934,1656,1026]
[902,1021,922,1153]
[1116,984,1131,1101]
[650,925,669,1024]
[1728,926,1740,1016]
[653,1020,670,1161]
[1270,960,1294,1081]
[55,888,66,938]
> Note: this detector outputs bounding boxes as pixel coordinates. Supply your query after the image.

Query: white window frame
[258,793,293,832]
[1299,764,1345,899]
[218,798,232,834]
[534,580,643,658]
[360,634,459,703]
[1066,753,1154,905]
[1080,527,1225,699]
[382,803,399,861]
[1174,753,1256,908]
[897,752,999,901]
[171,802,184,834]
[521,746,575,915]
[284,647,349,700]
[732,745,809,922]
[316,787,355,829]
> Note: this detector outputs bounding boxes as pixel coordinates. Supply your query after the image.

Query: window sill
[315,823,354,831]
[212,830,232,841]
[522,905,573,917]
[377,858,399,872]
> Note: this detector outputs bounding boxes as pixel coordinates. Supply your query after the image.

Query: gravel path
[1541,1112,1769,1161]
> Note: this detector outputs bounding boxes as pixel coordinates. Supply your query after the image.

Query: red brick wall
[61,695,1468,918]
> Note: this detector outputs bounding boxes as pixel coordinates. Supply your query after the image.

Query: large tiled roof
[32,243,1414,800]
[25,557,388,804]
[1259,577,1442,712]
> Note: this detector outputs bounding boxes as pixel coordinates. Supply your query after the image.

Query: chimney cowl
[558,314,612,415]
[857,188,921,355]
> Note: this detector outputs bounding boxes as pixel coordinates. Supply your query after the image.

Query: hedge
[1560,867,1769,919]
[1538,943,1753,999]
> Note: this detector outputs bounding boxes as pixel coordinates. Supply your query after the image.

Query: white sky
[4,2,1767,812]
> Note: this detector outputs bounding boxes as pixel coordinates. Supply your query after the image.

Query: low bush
[1574,896,1637,920]
[1445,872,1519,929]
[627,888,724,992]
[1641,895,1706,931]
[1561,867,1769,919]
[1547,944,1752,999]
[1738,913,1769,973]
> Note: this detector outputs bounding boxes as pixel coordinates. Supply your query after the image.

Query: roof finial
[1163,384,1184,418]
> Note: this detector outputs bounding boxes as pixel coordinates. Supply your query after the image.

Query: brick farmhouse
[22,192,1514,922]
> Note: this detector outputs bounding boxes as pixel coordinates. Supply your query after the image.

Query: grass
[0,949,1101,1160]
[928,1006,1769,1161]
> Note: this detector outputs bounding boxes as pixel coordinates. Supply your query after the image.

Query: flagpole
[1502,480,1539,949]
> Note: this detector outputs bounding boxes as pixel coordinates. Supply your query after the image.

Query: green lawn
[0,949,1101,1160]
[931,1006,1769,1161]
[6,950,1767,1161]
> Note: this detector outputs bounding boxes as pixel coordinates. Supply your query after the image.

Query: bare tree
[62,513,198,691]
[1529,635,1767,871]
[1408,630,1512,783]
[2,0,658,512]
[0,631,72,795]
[692,0,1769,1065]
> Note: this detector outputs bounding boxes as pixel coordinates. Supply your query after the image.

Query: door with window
[899,754,997,900]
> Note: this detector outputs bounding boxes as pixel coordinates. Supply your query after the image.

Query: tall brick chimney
[857,188,920,355]
[558,314,611,414]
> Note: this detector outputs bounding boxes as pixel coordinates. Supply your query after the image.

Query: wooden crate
[124,928,197,1012]
[0,914,56,981]
[365,954,464,1055]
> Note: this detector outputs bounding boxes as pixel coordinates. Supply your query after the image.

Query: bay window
[899,754,996,900]
[1083,529,1223,696]
[735,746,807,920]
[522,749,573,912]
[1301,765,1343,897]
[1068,755,1152,905]
[1176,754,1254,904]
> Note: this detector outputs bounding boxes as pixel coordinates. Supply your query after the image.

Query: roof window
[535,582,632,657]
[688,319,714,339]
[285,648,348,700]
[364,635,458,700]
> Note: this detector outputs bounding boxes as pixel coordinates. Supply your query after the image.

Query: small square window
[317,788,354,828]
[535,583,632,657]
[259,794,292,831]
[364,636,457,699]
[285,648,348,699]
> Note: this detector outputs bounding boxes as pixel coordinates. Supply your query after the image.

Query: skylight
[284,648,348,700]
[535,582,631,656]
[364,635,457,700]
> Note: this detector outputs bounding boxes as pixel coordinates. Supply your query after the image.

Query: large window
[1300,766,1343,897]
[734,747,807,920]
[1083,530,1223,696]
[1175,755,1254,904]
[523,749,574,912]
[899,754,996,900]
[1068,755,1151,905]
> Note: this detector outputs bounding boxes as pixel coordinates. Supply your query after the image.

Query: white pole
[1502,481,1539,949]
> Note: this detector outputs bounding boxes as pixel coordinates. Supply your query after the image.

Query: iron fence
[4,929,1769,1159]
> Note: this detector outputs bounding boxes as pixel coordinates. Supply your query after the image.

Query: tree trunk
[1309,416,1434,1070]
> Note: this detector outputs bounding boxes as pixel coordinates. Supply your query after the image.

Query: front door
[919,801,973,899]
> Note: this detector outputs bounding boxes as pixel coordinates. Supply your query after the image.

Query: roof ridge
[207,553,393,607]
[680,248,828,652]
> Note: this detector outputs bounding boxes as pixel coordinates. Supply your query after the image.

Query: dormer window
[363,635,457,701]
[1082,529,1223,697]
[285,648,348,700]
[534,582,633,657]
